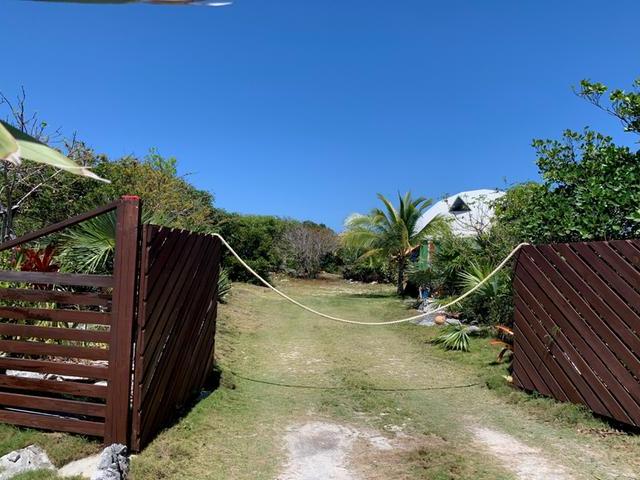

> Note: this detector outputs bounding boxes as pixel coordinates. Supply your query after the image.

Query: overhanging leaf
[0,121,109,183]
[0,122,20,165]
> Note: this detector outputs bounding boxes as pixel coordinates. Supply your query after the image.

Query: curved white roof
[415,189,505,237]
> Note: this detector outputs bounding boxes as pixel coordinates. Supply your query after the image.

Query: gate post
[105,196,142,445]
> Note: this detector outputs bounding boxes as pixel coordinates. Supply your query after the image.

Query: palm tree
[342,192,447,296]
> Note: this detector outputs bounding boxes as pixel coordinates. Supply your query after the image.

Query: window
[449,196,471,213]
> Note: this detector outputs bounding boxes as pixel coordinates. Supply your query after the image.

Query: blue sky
[2,0,639,230]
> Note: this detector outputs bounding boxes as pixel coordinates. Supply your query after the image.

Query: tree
[495,77,640,243]
[282,222,337,278]
[83,151,217,232]
[342,192,446,295]
[213,212,289,283]
[0,89,106,239]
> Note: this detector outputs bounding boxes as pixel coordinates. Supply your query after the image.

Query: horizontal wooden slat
[0,200,119,254]
[0,307,111,325]
[0,271,113,288]
[0,324,109,344]
[0,409,104,436]
[0,391,105,418]
[0,288,111,307]
[0,357,108,380]
[0,374,107,399]
[0,340,108,361]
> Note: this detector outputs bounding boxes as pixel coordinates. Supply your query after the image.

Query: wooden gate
[131,225,221,451]
[0,199,140,444]
[0,198,222,449]
[512,240,640,427]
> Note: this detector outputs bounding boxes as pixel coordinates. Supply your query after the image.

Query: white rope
[212,233,529,326]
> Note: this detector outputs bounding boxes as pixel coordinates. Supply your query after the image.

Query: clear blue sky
[3,0,639,230]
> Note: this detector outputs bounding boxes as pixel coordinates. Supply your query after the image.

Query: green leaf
[0,121,20,165]
[0,120,109,183]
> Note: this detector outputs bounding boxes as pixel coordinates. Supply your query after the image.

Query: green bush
[212,212,288,283]
[495,78,640,244]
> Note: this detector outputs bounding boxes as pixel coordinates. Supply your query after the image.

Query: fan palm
[342,192,447,295]
[58,211,118,274]
[458,260,503,298]
[58,210,233,300]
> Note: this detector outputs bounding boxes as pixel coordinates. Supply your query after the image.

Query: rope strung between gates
[212,233,529,326]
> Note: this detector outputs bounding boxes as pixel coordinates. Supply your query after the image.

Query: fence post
[105,196,141,445]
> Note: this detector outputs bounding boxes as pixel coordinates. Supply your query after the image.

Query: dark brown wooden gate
[0,198,222,450]
[512,240,640,427]
[130,225,221,451]
[0,199,140,445]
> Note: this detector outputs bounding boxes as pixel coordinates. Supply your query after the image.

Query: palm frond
[58,209,156,274]
[432,323,471,352]
[58,211,117,274]
[458,260,501,297]
[217,268,232,303]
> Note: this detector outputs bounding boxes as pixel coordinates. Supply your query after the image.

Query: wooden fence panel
[0,198,139,444]
[513,240,640,427]
[131,225,221,451]
[0,199,221,449]
[0,282,113,438]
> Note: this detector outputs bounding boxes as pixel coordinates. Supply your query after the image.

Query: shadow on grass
[139,366,224,450]
[340,292,400,299]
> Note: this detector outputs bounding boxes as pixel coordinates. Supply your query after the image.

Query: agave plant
[18,245,60,273]
[432,323,471,352]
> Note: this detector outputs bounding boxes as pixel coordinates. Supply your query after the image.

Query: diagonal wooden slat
[518,253,638,424]
[514,281,607,414]
[131,227,222,451]
[515,264,624,420]
[537,245,640,367]
[525,248,640,400]
[513,241,640,428]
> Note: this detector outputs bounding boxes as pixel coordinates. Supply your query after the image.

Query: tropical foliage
[217,268,232,304]
[0,120,106,182]
[494,77,640,244]
[212,212,289,283]
[432,323,472,352]
[58,212,117,274]
[342,192,447,295]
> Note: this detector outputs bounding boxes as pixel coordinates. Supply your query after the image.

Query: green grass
[0,425,99,467]
[10,471,84,480]
[2,277,638,480]
[402,324,636,432]
[131,278,640,479]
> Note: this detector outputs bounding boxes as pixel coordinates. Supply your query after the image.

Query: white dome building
[415,189,505,238]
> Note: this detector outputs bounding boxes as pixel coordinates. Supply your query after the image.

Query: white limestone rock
[0,445,55,480]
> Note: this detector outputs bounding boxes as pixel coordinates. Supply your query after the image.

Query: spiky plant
[58,211,117,274]
[458,260,503,298]
[58,209,155,274]
[217,268,232,303]
[432,323,471,352]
